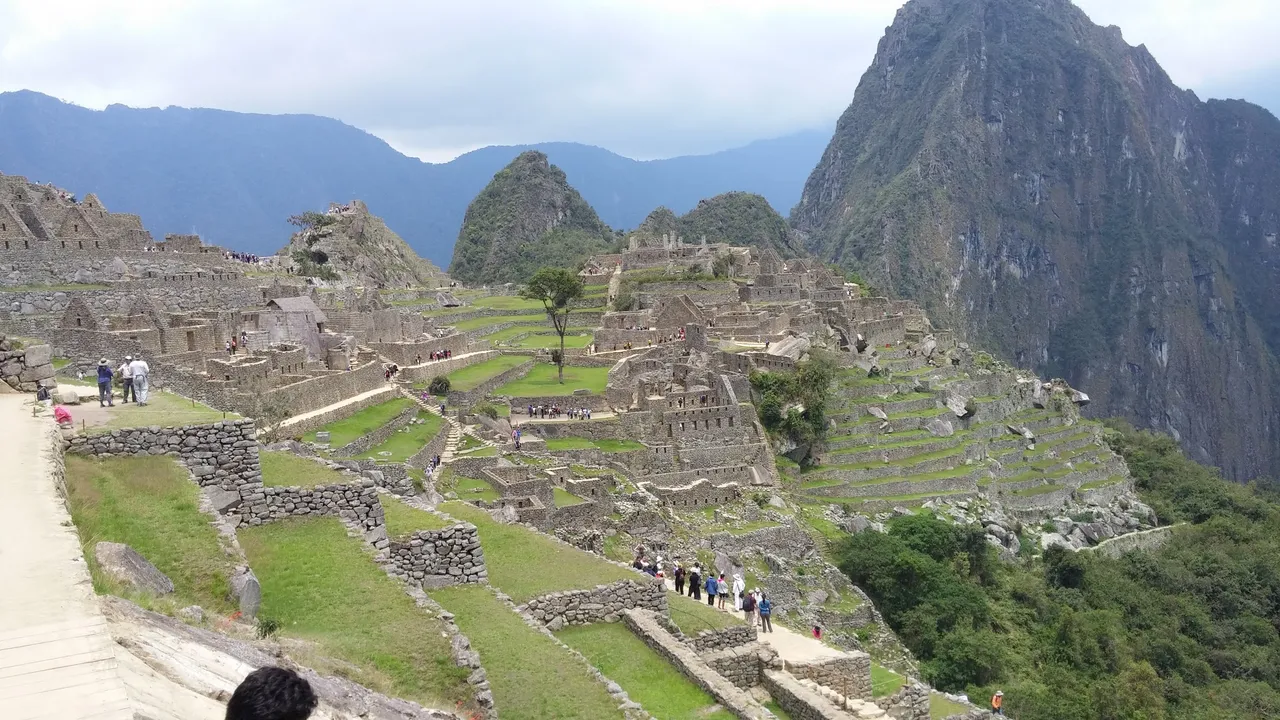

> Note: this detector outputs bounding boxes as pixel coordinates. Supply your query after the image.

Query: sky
[0,0,1276,162]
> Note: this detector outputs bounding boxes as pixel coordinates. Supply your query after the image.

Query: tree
[520,267,584,383]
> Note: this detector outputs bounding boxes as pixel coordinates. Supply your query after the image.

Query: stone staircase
[398,387,500,465]
[795,678,888,718]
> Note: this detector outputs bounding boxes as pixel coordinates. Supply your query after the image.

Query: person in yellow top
[991,690,1004,715]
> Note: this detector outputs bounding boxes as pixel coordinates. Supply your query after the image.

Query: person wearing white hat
[991,690,1004,715]
[96,358,114,407]
[118,355,135,403]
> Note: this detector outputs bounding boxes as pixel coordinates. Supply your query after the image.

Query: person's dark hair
[225,666,318,720]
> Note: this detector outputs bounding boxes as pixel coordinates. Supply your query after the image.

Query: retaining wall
[784,656,872,702]
[448,359,534,406]
[386,524,487,588]
[761,670,860,720]
[276,387,398,438]
[521,579,666,629]
[332,406,417,457]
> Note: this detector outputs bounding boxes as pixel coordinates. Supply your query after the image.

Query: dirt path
[0,395,135,719]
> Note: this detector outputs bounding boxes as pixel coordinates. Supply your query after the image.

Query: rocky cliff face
[677,192,804,256]
[448,151,616,285]
[791,0,1280,480]
[280,200,446,289]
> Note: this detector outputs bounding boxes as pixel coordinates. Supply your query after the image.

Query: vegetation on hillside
[676,192,802,256]
[835,422,1280,719]
[750,352,836,466]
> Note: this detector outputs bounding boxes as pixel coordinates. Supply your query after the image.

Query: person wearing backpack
[758,593,773,633]
[741,590,757,624]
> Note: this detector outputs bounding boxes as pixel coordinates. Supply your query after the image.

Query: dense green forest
[837,423,1280,719]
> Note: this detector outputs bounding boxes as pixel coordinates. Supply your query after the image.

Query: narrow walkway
[663,578,845,663]
[0,396,134,719]
[397,349,492,373]
[271,384,396,434]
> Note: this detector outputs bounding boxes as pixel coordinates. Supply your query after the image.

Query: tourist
[811,625,822,640]
[241,330,248,349]
[54,404,73,428]
[705,573,718,606]
[741,588,756,624]
[225,340,233,356]
[118,355,134,403]
[35,382,51,406]
[732,573,745,611]
[231,337,238,354]
[129,355,150,406]
[96,358,114,407]
[991,691,1004,715]
[225,666,318,720]
[673,562,685,595]
[758,593,773,633]
[689,565,702,601]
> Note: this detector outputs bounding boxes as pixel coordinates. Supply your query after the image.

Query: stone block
[23,344,52,366]
[95,541,174,595]
[229,566,262,618]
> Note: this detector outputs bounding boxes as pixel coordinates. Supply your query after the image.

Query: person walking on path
[118,355,134,403]
[741,589,756,624]
[705,574,718,606]
[717,574,729,610]
[225,340,233,356]
[129,356,151,406]
[758,593,773,633]
[991,691,1004,715]
[674,562,685,595]
[689,565,702,601]
[732,573,746,611]
[96,359,114,407]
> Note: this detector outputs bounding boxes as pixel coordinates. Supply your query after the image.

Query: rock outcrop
[95,541,175,595]
[279,200,447,289]
[791,0,1280,480]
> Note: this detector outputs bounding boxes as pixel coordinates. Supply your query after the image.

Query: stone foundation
[784,656,873,702]
[386,524,487,587]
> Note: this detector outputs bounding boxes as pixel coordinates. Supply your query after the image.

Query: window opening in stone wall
[75,318,82,327]
[60,241,66,249]
[717,418,722,428]
[78,241,83,249]
[728,416,734,427]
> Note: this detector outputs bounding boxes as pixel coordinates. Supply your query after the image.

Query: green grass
[664,590,744,635]
[931,693,972,719]
[511,332,593,349]
[544,437,644,453]
[356,411,444,462]
[494,364,610,396]
[452,314,548,331]
[1009,483,1065,497]
[52,357,72,370]
[440,355,529,392]
[872,663,905,698]
[440,501,635,602]
[238,518,473,711]
[75,385,237,433]
[461,446,497,457]
[1080,476,1127,490]
[64,456,236,614]
[432,585,623,719]
[472,295,547,312]
[260,451,351,488]
[554,487,587,507]
[457,434,483,451]
[764,700,794,719]
[302,398,413,447]
[382,495,453,538]
[452,475,500,502]
[557,623,734,720]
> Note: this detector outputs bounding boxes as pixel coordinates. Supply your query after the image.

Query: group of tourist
[419,349,453,363]
[526,404,591,420]
[92,354,150,407]
[223,251,262,264]
[383,364,401,381]
[224,331,249,356]
[669,562,773,632]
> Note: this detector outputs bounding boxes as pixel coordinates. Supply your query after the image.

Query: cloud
[0,0,1276,161]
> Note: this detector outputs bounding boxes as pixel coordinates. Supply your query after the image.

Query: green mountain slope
[676,192,803,256]
[448,151,616,285]
[791,0,1280,480]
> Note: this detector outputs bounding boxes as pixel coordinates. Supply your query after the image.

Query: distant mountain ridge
[0,90,829,266]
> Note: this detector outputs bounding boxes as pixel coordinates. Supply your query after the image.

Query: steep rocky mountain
[676,192,804,256]
[791,0,1280,480]
[448,151,616,285]
[278,200,447,289]
[0,91,827,265]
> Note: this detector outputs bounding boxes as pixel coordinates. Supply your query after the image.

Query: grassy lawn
[356,411,443,462]
[545,437,644,453]
[494,364,610,396]
[64,456,236,614]
[512,332,593,349]
[442,355,529,391]
[554,487,587,507]
[765,700,794,719]
[557,623,734,720]
[453,314,548,331]
[665,589,744,635]
[453,475,500,502]
[872,663,905,698]
[472,295,546,312]
[931,693,972,719]
[432,585,623,720]
[457,434,484,451]
[260,450,351,488]
[302,398,412,447]
[70,383,237,433]
[381,495,453,538]
[239,518,473,711]
[440,501,635,602]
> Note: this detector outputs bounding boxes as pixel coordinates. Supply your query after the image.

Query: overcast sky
[1,0,1276,162]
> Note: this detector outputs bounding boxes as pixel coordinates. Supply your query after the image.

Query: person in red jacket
[991,690,1004,715]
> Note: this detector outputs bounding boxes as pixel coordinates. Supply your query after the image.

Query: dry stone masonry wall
[521,579,666,630]
[0,337,55,391]
[386,524,487,588]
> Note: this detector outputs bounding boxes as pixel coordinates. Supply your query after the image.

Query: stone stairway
[795,678,888,718]
[398,388,497,465]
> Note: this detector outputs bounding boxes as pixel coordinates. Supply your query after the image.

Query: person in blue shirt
[96,359,114,408]
[758,593,773,633]
[705,574,718,606]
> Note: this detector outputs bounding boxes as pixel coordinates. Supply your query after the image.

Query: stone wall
[332,406,417,457]
[692,625,758,653]
[277,387,399,438]
[708,525,816,562]
[761,670,860,720]
[385,524,487,588]
[874,681,930,720]
[622,609,776,720]
[644,478,742,508]
[510,393,612,413]
[1087,525,1176,559]
[1,283,263,317]
[0,337,55,391]
[367,333,470,367]
[520,579,666,630]
[407,418,451,470]
[399,349,497,384]
[784,656,872,702]
[705,642,777,690]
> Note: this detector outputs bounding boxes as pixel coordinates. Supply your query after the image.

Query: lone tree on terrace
[520,267,584,384]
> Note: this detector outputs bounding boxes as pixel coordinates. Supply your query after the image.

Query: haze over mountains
[0,90,827,267]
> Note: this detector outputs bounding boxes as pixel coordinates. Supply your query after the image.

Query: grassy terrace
[432,585,623,719]
[302,397,412,447]
[381,495,453,537]
[544,437,644,452]
[665,589,744,635]
[557,623,734,720]
[553,487,587,507]
[471,295,546,312]
[357,411,443,462]
[239,518,473,711]
[61,381,237,433]
[65,456,237,614]
[440,501,634,602]
[511,331,594,349]
[440,354,529,391]
[494,363,610,396]
[452,314,546,331]
[442,470,501,502]
[260,450,351,488]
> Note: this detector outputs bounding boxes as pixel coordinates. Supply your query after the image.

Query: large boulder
[868,406,889,421]
[52,386,82,405]
[23,344,52,367]
[924,417,954,437]
[229,566,262,617]
[94,542,174,595]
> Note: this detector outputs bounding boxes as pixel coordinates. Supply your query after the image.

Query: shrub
[428,376,451,395]
[751,491,770,509]
[255,616,282,639]
[474,402,500,420]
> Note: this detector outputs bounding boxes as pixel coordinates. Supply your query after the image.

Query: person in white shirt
[118,355,135,403]
[129,356,151,406]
